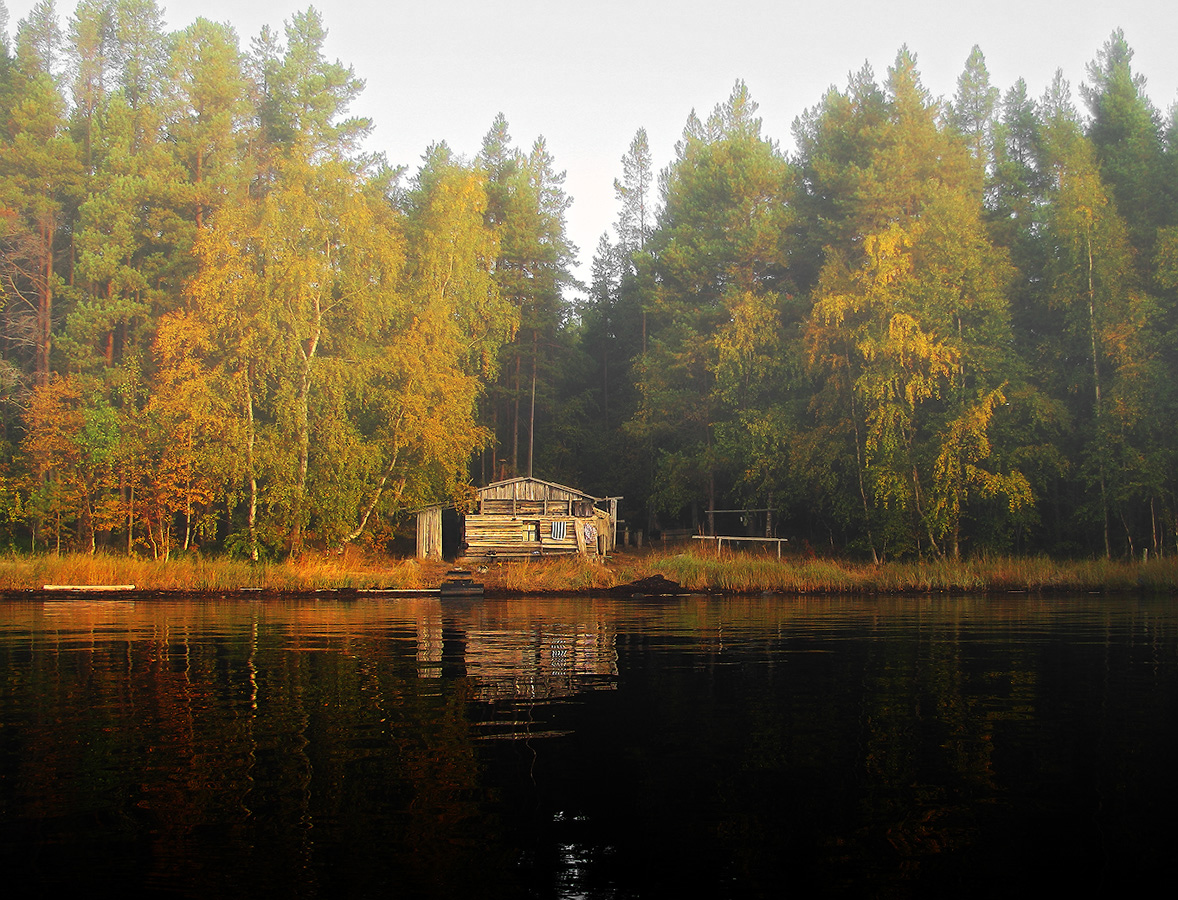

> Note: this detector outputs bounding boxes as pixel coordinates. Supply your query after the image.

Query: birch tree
[805,50,1027,558]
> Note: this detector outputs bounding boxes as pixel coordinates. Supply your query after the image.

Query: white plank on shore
[357,588,441,595]
[43,584,137,591]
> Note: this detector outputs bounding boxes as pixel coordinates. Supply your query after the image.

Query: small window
[522,521,539,542]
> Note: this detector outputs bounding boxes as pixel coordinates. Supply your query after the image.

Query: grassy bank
[2,548,1177,595]
[0,551,434,592]
[645,552,1178,594]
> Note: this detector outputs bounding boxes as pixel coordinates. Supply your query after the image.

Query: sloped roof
[476,476,602,503]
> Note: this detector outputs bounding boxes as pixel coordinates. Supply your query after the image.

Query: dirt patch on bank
[606,573,689,597]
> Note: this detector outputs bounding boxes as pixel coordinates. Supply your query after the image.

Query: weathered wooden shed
[465,477,618,561]
[416,477,618,561]
[416,505,444,560]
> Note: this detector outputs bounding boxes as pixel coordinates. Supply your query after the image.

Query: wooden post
[609,498,618,551]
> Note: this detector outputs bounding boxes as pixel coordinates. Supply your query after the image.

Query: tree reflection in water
[1,594,1177,897]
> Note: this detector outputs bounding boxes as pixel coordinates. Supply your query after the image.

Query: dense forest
[0,1,1175,562]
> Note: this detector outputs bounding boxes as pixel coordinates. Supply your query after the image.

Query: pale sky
[6,1,1178,290]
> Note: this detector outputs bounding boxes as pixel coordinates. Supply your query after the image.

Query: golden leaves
[713,289,780,394]
[930,387,1032,545]
[860,312,960,407]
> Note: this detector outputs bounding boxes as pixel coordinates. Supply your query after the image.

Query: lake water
[2,593,1177,897]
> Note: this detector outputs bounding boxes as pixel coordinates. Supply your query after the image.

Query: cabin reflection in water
[412,601,618,702]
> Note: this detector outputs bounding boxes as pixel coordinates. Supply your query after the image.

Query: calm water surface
[2,593,1177,897]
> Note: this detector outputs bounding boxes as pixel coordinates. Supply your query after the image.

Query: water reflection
[1,594,1177,897]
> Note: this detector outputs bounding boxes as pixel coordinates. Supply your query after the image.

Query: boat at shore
[439,568,485,598]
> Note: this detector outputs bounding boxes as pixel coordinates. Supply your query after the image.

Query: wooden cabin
[416,477,618,561]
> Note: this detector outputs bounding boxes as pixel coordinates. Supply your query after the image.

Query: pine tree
[477,117,576,480]
[15,0,63,79]
[66,0,115,170]
[1082,29,1166,264]
[1040,86,1138,557]
[614,126,653,257]
[948,45,999,175]
[635,81,793,528]
[0,0,80,386]
[168,17,250,230]
[255,6,369,163]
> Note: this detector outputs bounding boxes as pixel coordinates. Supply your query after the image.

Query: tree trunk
[290,356,311,555]
[35,220,55,387]
[1086,223,1110,559]
[343,458,401,545]
[511,352,521,476]
[847,350,879,564]
[289,316,321,557]
[184,494,193,552]
[245,370,258,561]
[528,331,537,478]
[127,480,134,556]
[1151,497,1158,556]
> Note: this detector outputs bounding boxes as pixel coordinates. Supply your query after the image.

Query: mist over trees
[0,2,1174,560]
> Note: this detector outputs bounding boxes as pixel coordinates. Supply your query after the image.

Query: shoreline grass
[644,551,1178,595]
[0,550,437,593]
[2,548,1177,596]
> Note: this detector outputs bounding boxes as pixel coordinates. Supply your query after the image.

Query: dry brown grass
[0,550,439,592]
[468,549,1178,595]
[2,548,1176,595]
[645,549,1178,594]
[481,555,620,592]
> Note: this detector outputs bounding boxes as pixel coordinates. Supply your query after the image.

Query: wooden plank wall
[416,507,442,559]
[463,516,581,560]
[481,499,575,516]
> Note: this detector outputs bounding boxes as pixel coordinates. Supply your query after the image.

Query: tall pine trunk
[35,220,55,386]
[1085,222,1110,559]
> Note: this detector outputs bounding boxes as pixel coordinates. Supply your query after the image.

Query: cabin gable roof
[475,477,602,504]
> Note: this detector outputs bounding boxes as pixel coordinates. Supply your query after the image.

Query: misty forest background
[1,1,1177,562]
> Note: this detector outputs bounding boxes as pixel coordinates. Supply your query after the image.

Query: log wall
[463,515,592,560]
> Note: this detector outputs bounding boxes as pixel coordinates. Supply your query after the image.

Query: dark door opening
[442,508,462,560]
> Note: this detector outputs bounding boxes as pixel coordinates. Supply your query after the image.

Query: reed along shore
[2,549,1176,596]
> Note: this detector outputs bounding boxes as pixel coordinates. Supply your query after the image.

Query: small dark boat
[440,568,484,598]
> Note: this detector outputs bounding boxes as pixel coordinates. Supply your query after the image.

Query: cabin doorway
[442,508,463,560]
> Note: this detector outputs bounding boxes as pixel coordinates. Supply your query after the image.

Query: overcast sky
[6,1,1177,289]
